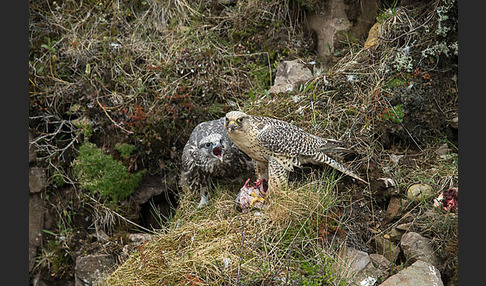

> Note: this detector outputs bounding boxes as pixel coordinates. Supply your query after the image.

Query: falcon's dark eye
[205,142,211,148]
[236,118,243,123]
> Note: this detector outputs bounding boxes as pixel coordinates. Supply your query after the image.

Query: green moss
[385,78,408,88]
[72,141,145,202]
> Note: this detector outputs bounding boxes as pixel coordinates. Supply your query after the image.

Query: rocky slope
[29,0,457,285]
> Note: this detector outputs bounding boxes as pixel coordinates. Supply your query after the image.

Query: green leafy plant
[72,117,93,138]
[115,143,137,159]
[41,36,57,53]
[382,104,404,124]
[72,141,145,202]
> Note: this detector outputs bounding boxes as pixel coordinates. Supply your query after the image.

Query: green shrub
[72,142,145,202]
[115,143,137,159]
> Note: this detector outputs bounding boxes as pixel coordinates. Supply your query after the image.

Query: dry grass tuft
[107,174,352,285]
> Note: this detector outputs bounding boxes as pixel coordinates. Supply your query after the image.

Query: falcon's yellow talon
[249,192,265,207]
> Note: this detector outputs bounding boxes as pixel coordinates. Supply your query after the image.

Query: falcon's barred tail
[312,152,367,184]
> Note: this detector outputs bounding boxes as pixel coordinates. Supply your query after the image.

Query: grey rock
[339,246,384,284]
[400,232,440,268]
[388,227,405,243]
[346,247,372,273]
[373,235,400,263]
[369,253,391,272]
[396,222,413,231]
[436,143,450,156]
[29,166,47,193]
[378,260,443,286]
[75,254,115,286]
[131,174,175,205]
[29,193,45,272]
[132,184,164,205]
[268,60,313,94]
[29,131,37,163]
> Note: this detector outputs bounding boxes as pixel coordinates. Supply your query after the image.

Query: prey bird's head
[225,111,248,133]
[199,134,225,163]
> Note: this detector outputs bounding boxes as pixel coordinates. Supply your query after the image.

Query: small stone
[385,196,402,222]
[407,184,435,200]
[127,233,153,243]
[360,276,377,286]
[400,232,440,268]
[268,60,313,95]
[439,154,453,160]
[346,248,372,273]
[339,246,383,283]
[373,235,400,263]
[450,117,458,129]
[388,227,405,242]
[378,260,443,286]
[436,143,450,156]
[396,222,413,231]
[369,254,391,272]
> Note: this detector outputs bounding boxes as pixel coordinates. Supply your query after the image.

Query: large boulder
[378,260,443,286]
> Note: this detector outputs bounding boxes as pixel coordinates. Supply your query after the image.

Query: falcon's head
[225,111,249,133]
[198,133,225,163]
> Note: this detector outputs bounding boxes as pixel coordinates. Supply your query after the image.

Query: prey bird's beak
[227,121,238,132]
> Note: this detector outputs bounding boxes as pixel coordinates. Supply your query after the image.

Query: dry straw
[107,173,352,285]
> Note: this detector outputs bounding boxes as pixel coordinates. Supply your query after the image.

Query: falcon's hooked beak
[212,142,224,162]
[227,120,238,132]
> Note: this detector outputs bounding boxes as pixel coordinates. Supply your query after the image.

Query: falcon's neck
[227,123,267,162]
